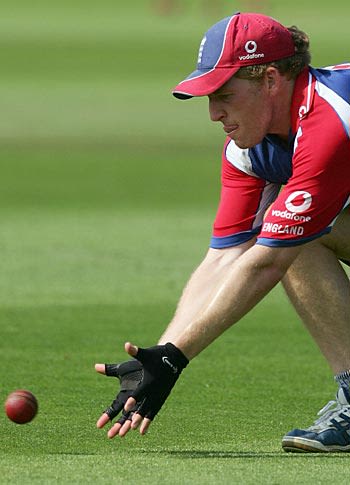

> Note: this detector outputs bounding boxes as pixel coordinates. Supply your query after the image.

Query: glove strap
[165,342,189,371]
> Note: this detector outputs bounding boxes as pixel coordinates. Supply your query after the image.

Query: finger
[125,342,138,358]
[118,419,132,437]
[124,396,137,413]
[107,419,132,438]
[140,418,152,435]
[95,363,106,374]
[131,413,143,430]
[96,413,110,429]
[107,422,122,438]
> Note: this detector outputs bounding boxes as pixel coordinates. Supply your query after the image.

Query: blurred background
[0,0,349,310]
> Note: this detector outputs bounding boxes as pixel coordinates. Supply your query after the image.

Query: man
[95,12,350,452]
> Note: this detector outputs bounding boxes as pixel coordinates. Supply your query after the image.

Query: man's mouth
[223,124,239,135]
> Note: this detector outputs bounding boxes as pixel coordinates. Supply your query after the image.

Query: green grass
[1,1,350,483]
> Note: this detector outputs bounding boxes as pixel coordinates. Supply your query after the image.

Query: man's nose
[209,98,225,122]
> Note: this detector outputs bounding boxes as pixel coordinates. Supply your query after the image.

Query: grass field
[1,1,350,483]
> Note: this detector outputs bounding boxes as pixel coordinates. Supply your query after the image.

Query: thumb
[94,363,106,375]
[125,342,138,358]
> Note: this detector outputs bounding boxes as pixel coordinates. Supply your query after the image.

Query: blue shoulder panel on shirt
[311,66,350,104]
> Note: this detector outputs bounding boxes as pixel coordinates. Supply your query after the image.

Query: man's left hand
[97,341,189,438]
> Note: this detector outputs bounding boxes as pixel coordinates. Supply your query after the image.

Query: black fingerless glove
[131,342,189,420]
[104,359,143,423]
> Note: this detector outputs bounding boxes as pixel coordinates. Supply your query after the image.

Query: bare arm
[158,239,255,345]
[160,242,302,359]
[98,240,302,437]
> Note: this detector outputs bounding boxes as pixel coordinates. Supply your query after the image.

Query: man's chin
[230,134,263,149]
[230,137,250,149]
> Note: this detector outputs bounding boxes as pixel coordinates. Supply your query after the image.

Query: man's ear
[265,67,279,90]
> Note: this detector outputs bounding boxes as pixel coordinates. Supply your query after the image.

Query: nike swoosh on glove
[129,342,189,420]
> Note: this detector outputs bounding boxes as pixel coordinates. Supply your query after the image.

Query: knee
[320,210,350,260]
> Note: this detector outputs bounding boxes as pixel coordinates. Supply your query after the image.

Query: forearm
[158,241,254,346]
[160,243,301,360]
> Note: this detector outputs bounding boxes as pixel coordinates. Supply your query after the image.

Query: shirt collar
[290,67,315,134]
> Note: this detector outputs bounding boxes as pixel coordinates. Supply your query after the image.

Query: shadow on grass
[144,450,350,459]
[36,450,350,460]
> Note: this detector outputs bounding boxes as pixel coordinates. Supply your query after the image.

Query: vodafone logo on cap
[239,40,264,61]
[245,41,257,53]
[285,191,312,213]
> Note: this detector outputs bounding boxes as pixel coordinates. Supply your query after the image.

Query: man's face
[208,74,273,149]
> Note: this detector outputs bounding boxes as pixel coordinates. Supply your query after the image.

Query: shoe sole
[282,436,350,453]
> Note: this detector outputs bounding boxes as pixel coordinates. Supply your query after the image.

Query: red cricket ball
[5,390,38,424]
